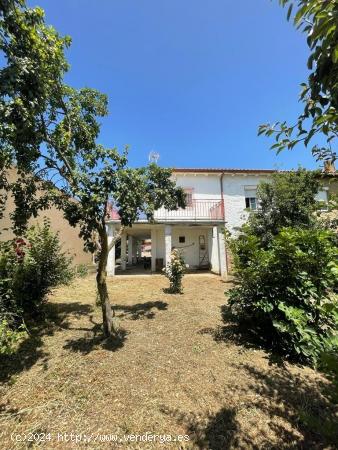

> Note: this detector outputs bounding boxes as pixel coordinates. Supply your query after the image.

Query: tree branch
[108,225,125,252]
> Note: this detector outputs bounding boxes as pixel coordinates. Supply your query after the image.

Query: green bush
[163,249,186,293]
[0,319,27,355]
[75,263,89,278]
[0,220,74,354]
[12,220,74,314]
[229,227,338,364]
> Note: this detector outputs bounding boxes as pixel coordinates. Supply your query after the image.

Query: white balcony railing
[107,199,224,222]
[154,199,224,222]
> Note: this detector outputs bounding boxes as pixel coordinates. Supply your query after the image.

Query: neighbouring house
[105,167,336,278]
[0,168,93,267]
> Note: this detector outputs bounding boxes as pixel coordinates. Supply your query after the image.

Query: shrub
[229,227,338,364]
[0,219,74,354]
[75,263,89,278]
[0,319,27,355]
[12,219,74,314]
[163,249,186,293]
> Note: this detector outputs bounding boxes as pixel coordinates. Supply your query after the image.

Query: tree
[248,169,320,245]
[228,170,338,364]
[259,0,338,165]
[0,0,186,337]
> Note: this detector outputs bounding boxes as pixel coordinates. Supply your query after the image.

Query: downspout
[220,172,228,275]
[220,172,225,222]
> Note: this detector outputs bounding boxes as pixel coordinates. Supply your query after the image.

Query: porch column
[121,233,127,271]
[164,225,172,267]
[128,236,133,265]
[210,226,220,274]
[151,228,157,272]
[136,241,142,261]
[218,225,227,278]
[132,239,137,264]
[107,224,115,276]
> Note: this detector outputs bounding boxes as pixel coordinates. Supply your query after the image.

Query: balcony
[154,199,224,222]
[107,199,225,223]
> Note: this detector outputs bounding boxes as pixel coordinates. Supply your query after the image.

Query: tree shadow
[199,304,287,367]
[45,301,94,329]
[162,287,183,295]
[113,301,168,320]
[238,363,338,449]
[0,301,94,383]
[63,324,128,355]
[0,331,48,383]
[160,406,242,449]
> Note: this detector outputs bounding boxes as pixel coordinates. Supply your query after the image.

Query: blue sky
[29,0,318,170]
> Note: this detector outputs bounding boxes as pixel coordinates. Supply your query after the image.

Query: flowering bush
[0,220,74,354]
[163,249,186,293]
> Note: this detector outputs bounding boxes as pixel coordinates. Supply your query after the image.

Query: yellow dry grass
[0,274,337,449]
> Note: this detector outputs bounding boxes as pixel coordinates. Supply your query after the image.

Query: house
[104,168,269,277]
[106,167,336,278]
[0,168,93,267]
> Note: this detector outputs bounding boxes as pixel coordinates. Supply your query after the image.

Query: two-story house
[106,167,334,278]
[105,168,277,277]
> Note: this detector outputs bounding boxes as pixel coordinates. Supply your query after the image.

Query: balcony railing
[154,199,224,222]
[107,199,225,222]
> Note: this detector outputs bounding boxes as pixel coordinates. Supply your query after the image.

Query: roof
[173,168,338,177]
[172,168,278,174]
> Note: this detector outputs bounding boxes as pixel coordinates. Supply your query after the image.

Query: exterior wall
[153,226,209,269]
[221,174,269,232]
[172,226,208,269]
[173,174,222,200]
[172,171,270,233]
[1,169,93,266]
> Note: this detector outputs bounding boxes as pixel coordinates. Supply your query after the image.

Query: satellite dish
[148,151,160,163]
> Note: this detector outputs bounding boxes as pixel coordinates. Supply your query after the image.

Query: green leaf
[287,4,293,21]
[332,45,338,63]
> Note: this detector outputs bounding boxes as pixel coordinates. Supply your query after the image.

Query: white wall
[172,172,270,233]
[173,174,222,200]
[153,225,209,269]
[222,174,269,233]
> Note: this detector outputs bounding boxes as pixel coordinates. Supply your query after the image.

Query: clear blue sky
[29,0,319,170]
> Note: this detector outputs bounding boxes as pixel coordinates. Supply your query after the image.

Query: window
[244,187,258,211]
[245,197,257,210]
[179,236,185,243]
[184,188,194,207]
[315,189,329,211]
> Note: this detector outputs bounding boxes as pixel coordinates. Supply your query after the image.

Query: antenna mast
[148,151,160,164]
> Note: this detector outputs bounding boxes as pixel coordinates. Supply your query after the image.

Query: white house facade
[106,168,276,277]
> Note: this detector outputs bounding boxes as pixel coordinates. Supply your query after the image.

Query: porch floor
[114,261,212,276]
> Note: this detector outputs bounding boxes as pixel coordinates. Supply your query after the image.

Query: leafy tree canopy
[0,0,185,337]
[247,169,321,245]
[259,0,338,165]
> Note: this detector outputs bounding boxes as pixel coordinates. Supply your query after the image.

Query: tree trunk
[96,227,115,338]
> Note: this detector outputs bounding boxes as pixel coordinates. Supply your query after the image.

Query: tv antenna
[148,151,160,164]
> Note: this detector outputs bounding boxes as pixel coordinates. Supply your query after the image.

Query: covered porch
[106,222,227,278]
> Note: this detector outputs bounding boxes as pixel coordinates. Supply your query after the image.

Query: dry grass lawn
[0,274,337,449]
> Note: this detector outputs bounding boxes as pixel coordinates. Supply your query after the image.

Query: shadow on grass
[199,304,287,367]
[45,301,94,329]
[160,406,241,449]
[162,287,183,295]
[198,303,338,448]
[0,330,48,383]
[239,363,338,448]
[163,363,338,449]
[0,301,94,383]
[114,301,168,320]
[63,324,128,355]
